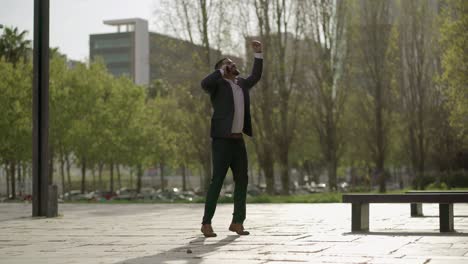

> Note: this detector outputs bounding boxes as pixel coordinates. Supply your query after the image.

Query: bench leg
[439,203,454,232]
[411,203,423,217]
[351,203,369,232]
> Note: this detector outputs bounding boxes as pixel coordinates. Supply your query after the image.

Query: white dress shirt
[226,78,245,133]
[219,53,263,134]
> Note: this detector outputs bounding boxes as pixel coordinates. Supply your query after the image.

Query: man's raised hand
[220,63,228,76]
[252,40,262,53]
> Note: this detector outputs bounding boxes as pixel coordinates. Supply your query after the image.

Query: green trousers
[202,137,248,225]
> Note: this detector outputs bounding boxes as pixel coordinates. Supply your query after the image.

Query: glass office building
[90,18,149,86]
[90,18,236,88]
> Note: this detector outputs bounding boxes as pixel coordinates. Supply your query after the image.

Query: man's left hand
[252,40,262,53]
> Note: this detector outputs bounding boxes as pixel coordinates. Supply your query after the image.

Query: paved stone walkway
[0,203,467,264]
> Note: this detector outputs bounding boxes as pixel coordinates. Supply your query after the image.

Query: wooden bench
[342,193,468,232]
[406,191,468,217]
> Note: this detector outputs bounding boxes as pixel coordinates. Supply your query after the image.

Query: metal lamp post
[32,0,57,217]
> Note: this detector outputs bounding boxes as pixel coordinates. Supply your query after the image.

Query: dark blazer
[201,58,263,138]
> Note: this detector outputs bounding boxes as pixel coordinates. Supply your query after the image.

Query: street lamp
[33,0,57,217]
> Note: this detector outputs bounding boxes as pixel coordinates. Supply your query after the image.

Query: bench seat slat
[342,194,468,203]
[406,191,468,194]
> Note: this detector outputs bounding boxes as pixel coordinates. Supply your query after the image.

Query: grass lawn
[5,188,467,204]
[62,192,353,204]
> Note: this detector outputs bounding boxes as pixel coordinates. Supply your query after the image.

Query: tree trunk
[199,0,211,66]
[98,162,103,190]
[129,167,133,189]
[417,114,426,189]
[117,164,121,190]
[350,164,357,189]
[376,127,386,192]
[80,158,86,194]
[398,166,404,189]
[249,165,255,186]
[6,163,10,198]
[110,162,114,193]
[275,22,294,195]
[199,167,204,193]
[202,157,211,194]
[10,160,16,199]
[375,77,386,193]
[304,161,319,186]
[263,153,275,195]
[66,154,72,193]
[327,158,337,192]
[48,147,54,184]
[257,166,262,187]
[159,162,165,191]
[136,163,143,193]
[22,162,29,195]
[17,161,22,196]
[60,152,66,197]
[279,149,289,195]
[182,164,187,191]
[297,165,305,187]
[91,165,96,191]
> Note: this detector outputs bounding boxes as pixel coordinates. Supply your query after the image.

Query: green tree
[67,61,107,194]
[145,96,178,190]
[440,0,468,144]
[396,0,439,189]
[299,0,351,191]
[247,0,276,194]
[0,26,31,65]
[355,0,394,193]
[0,59,32,199]
[49,51,74,195]
[0,26,32,199]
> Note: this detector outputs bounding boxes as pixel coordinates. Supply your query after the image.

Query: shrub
[426,182,449,190]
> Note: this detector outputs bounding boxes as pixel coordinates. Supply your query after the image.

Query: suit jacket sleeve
[243,58,263,90]
[201,70,223,95]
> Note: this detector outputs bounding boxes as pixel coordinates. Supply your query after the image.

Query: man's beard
[232,69,240,76]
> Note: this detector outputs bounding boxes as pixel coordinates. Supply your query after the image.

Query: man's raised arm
[244,40,263,89]
[201,69,223,95]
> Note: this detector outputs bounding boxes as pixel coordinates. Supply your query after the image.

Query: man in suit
[200,40,263,237]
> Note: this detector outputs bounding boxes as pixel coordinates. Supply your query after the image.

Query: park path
[1,203,468,263]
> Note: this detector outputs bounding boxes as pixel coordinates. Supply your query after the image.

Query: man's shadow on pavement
[115,235,240,264]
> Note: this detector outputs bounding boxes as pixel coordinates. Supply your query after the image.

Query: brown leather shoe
[229,223,250,235]
[201,224,217,237]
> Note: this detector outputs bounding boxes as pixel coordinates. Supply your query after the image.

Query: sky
[0,0,160,61]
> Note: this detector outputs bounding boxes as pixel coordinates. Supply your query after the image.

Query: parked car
[247,185,262,196]
[153,188,198,202]
[338,182,349,192]
[62,190,88,201]
[316,183,327,192]
[180,190,197,201]
[138,187,156,200]
[114,188,138,200]
[85,190,116,201]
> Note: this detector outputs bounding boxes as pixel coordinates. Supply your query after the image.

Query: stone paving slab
[0,203,467,263]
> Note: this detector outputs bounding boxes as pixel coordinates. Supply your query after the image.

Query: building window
[99,53,130,63]
[93,37,130,49]
[109,66,131,77]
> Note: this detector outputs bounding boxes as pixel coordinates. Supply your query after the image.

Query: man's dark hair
[214,58,228,70]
